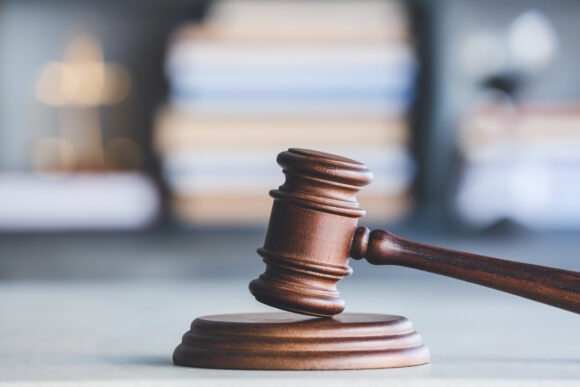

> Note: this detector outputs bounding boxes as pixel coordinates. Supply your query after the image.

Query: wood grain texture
[351,227,580,313]
[251,148,580,317]
[249,148,373,317]
[173,312,429,370]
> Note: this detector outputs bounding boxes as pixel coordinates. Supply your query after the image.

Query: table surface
[1,276,578,386]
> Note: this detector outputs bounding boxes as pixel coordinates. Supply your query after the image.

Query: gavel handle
[351,227,580,313]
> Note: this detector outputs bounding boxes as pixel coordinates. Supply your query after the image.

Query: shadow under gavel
[250,148,580,317]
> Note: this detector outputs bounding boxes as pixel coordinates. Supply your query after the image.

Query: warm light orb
[34,34,131,107]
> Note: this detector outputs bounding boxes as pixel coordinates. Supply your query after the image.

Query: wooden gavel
[249,148,580,317]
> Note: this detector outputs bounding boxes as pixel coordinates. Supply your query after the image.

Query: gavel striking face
[250,148,580,317]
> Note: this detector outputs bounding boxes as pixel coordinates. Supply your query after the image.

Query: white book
[160,146,412,169]
[160,147,415,195]
[170,96,410,117]
[168,66,416,96]
[167,41,414,70]
[164,169,414,197]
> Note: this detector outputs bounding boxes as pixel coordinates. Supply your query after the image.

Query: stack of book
[155,0,417,225]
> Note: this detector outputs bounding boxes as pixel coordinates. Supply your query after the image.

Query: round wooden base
[173,312,430,370]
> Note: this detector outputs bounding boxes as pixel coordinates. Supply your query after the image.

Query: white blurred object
[0,173,159,231]
[456,103,580,230]
[460,31,504,79]
[162,146,414,196]
[457,162,580,230]
[508,10,558,73]
[460,10,558,79]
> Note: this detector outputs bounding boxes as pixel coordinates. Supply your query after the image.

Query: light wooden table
[1,277,578,386]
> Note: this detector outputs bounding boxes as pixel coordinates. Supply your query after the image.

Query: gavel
[250,148,580,317]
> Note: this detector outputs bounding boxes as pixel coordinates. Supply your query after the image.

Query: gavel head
[249,148,373,317]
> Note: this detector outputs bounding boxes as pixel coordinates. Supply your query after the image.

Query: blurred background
[0,0,579,281]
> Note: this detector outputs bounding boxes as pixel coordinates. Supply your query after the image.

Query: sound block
[173,312,430,370]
